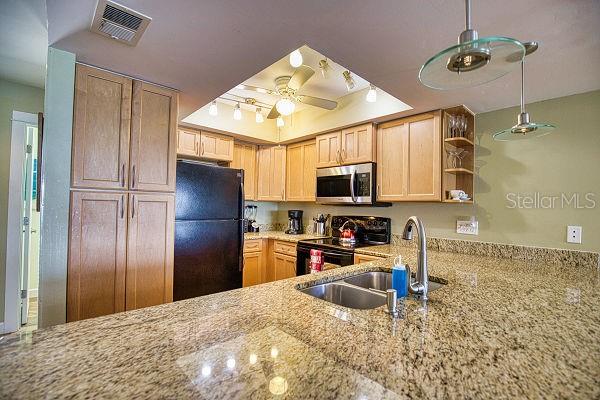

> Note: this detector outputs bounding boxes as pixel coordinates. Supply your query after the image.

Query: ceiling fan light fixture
[276,116,284,127]
[255,107,264,123]
[209,100,218,116]
[418,0,525,90]
[276,98,295,116]
[233,102,242,120]
[289,49,303,68]
[366,84,377,103]
[343,70,355,91]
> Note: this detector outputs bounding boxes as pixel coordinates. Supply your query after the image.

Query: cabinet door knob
[131,165,136,188]
[131,195,135,218]
[120,195,124,219]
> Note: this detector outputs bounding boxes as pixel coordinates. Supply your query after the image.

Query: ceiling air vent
[91,0,151,46]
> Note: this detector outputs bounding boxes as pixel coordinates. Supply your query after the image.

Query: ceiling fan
[236,65,338,119]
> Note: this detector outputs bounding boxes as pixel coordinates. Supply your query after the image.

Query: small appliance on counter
[296,215,391,275]
[312,213,329,236]
[244,205,259,232]
[285,210,304,234]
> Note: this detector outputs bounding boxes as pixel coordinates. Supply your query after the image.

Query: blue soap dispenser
[392,255,408,297]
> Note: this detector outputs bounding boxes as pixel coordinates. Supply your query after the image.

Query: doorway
[3,111,40,334]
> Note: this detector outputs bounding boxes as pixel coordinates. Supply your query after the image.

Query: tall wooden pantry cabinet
[67,64,177,322]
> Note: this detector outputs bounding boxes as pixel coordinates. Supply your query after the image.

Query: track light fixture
[343,70,355,91]
[319,59,330,78]
[233,102,242,120]
[276,116,284,127]
[255,107,264,123]
[366,84,377,103]
[209,100,218,116]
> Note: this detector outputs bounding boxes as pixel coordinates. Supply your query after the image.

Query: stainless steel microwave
[316,162,379,205]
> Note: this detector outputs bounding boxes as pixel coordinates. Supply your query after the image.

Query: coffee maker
[285,210,304,234]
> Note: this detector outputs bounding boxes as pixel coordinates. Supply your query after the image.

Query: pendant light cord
[520,59,525,113]
[465,0,472,30]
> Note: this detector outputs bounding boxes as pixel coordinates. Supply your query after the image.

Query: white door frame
[3,111,38,334]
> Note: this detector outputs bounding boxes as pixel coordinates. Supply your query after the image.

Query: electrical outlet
[457,218,478,235]
[567,226,582,244]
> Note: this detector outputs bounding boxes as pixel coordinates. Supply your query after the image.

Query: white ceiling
[225,45,371,112]
[44,0,600,119]
[0,0,48,88]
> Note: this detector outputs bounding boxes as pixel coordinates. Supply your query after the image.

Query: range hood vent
[91,0,151,46]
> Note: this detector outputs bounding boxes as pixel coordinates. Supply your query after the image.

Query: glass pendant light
[276,116,284,127]
[233,102,242,120]
[276,98,295,116]
[493,42,556,141]
[208,100,218,116]
[366,84,377,102]
[419,0,525,90]
[343,71,355,91]
[255,107,264,123]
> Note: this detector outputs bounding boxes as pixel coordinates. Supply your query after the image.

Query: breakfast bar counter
[1,248,599,399]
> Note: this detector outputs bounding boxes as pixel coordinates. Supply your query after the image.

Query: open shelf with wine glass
[442,105,475,203]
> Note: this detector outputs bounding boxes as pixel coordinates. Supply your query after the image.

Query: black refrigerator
[174,160,244,300]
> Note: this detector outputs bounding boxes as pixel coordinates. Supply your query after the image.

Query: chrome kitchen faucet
[402,216,429,301]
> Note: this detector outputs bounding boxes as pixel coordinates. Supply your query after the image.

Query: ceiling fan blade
[288,65,315,91]
[236,84,276,95]
[267,104,280,119]
[296,95,337,110]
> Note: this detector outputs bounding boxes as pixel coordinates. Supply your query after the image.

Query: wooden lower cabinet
[273,253,297,281]
[67,191,127,322]
[125,193,174,311]
[354,253,386,264]
[68,191,174,322]
[243,239,265,287]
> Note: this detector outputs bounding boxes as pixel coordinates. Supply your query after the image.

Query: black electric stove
[296,216,391,275]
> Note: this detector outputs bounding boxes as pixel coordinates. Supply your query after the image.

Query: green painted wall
[0,79,45,322]
[282,90,600,253]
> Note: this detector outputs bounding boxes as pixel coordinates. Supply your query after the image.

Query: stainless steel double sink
[299,271,445,309]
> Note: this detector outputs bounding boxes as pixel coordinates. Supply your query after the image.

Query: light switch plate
[457,219,478,235]
[567,226,582,244]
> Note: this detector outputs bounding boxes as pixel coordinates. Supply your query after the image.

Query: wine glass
[456,149,469,168]
[446,148,464,168]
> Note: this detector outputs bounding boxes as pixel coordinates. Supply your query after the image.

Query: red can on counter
[309,249,323,273]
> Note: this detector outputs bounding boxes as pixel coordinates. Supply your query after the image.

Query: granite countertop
[244,230,325,243]
[1,249,599,399]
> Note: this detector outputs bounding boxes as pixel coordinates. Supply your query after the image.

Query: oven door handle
[350,170,357,203]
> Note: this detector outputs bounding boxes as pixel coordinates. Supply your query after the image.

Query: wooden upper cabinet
[286,140,316,201]
[72,64,131,190]
[256,145,286,201]
[377,112,442,202]
[177,128,200,157]
[126,193,174,311]
[341,123,375,164]
[130,81,178,193]
[231,142,257,200]
[67,191,127,322]
[200,131,234,161]
[315,131,341,168]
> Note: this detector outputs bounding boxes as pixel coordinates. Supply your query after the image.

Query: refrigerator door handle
[238,180,245,272]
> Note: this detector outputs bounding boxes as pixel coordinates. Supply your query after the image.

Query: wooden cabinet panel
[243,238,263,253]
[286,140,316,201]
[126,193,174,311]
[130,81,178,192]
[242,252,263,287]
[315,131,341,168]
[273,240,296,256]
[67,191,127,322]
[377,113,442,202]
[257,145,286,201]
[273,253,297,281]
[200,131,234,161]
[232,143,257,200]
[406,114,441,201]
[377,121,408,201]
[72,64,131,190]
[177,128,199,157]
[341,123,375,164]
[354,253,386,264]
